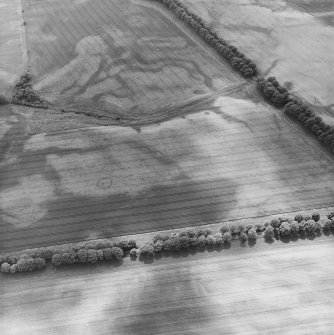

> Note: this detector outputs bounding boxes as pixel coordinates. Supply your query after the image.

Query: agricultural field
[22,0,239,119]
[1,83,334,252]
[0,0,334,333]
[1,237,333,334]
[0,0,27,94]
[182,0,334,121]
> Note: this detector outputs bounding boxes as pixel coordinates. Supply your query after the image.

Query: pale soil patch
[0,0,27,92]
[183,0,334,108]
[1,238,333,334]
[0,174,55,227]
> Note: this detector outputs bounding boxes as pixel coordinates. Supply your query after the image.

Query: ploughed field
[23,0,239,118]
[1,237,333,334]
[1,84,334,252]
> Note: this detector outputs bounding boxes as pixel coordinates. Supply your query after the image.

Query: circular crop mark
[97,178,112,189]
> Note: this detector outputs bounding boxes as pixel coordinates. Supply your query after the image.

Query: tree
[304,220,316,236]
[197,228,212,237]
[245,224,253,233]
[153,233,169,243]
[32,247,54,261]
[3,255,17,265]
[87,249,98,264]
[1,262,11,273]
[290,221,300,236]
[294,214,304,223]
[189,237,198,248]
[263,83,276,98]
[154,240,164,252]
[311,212,320,222]
[323,219,332,231]
[10,264,18,274]
[77,249,89,263]
[130,248,138,258]
[220,225,229,234]
[179,236,190,249]
[102,248,113,261]
[180,228,197,238]
[163,239,173,251]
[116,240,136,251]
[239,232,248,242]
[270,219,281,228]
[52,254,63,267]
[196,235,207,248]
[169,237,182,251]
[35,258,46,270]
[222,232,232,244]
[111,247,124,261]
[255,224,264,232]
[139,243,155,257]
[279,222,291,237]
[247,229,258,241]
[214,233,223,246]
[303,214,311,221]
[206,234,215,248]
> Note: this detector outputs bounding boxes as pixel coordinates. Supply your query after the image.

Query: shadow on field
[0,176,238,252]
[265,230,334,245]
[114,262,232,335]
[134,242,235,265]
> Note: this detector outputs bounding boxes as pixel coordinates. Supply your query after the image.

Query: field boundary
[1,209,333,274]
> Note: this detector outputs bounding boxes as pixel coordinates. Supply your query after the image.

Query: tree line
[132,211,332,258]
[1,212,333,273]
[263,212,333,242]
[0,239,136,274]
[257,76,334,152]
[155,0,257,78]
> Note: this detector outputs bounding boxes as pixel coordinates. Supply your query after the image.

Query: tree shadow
[280,236,291,244]
[248,240,257,248]
[240,241,247,248]
[323,229,332,236]
[290,235,299,242]
[264,237,275,244]
[306,234,316,241]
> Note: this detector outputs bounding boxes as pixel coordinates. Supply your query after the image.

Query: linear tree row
[2,212,333,273]
[156,0,257,77]
[263,212,334,241]
[0,239,136,274]
[257,76,334,153]
[134,226,259,258]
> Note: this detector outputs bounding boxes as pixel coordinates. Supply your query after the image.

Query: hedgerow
[257,75,334,153]
[0,238,133,273]
[156,0,257,77]
[1,212,331,272]
[1,258,46,273]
